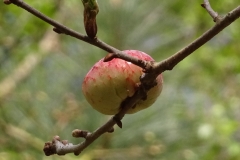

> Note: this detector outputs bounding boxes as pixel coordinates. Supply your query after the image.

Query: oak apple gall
[82,50,163,115]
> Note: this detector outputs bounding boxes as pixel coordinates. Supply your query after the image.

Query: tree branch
[201,0,220,22]
[44,83,147,156]
[44,4,240,155]
[152,5,240,77]
[4,0,240,156]
[4,0,152,71]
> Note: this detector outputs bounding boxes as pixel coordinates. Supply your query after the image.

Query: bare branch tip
[201,0,219,21]
[43,141,56,156]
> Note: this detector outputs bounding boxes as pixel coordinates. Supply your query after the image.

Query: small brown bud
[72,129,90,138]
[82,0,99,39]
[53,27,63,34]
[3,0,12,5]
[108,127,115,133]
[83,9,98,38]
[113,116,122,128]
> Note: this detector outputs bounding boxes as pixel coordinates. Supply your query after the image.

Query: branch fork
[4,0,240,156]
[201,0,221,22]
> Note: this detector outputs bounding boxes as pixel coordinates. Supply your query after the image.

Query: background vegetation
[0,0,240,159]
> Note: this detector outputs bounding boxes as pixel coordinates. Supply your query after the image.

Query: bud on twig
[3,0,12,5]
[107,127,115,133]
[72,129,90,138]
[82,0,99,39]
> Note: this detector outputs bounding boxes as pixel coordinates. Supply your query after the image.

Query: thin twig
[4,0,240,156]
[44,82,147,156]
[44,4,240,155]
[152,5,240,76]
[6,0,152,70]
[201,0,220,22]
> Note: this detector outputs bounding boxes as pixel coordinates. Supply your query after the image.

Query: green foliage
[1,0,240,159]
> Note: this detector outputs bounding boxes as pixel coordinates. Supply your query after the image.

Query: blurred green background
[1,0,240,159]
